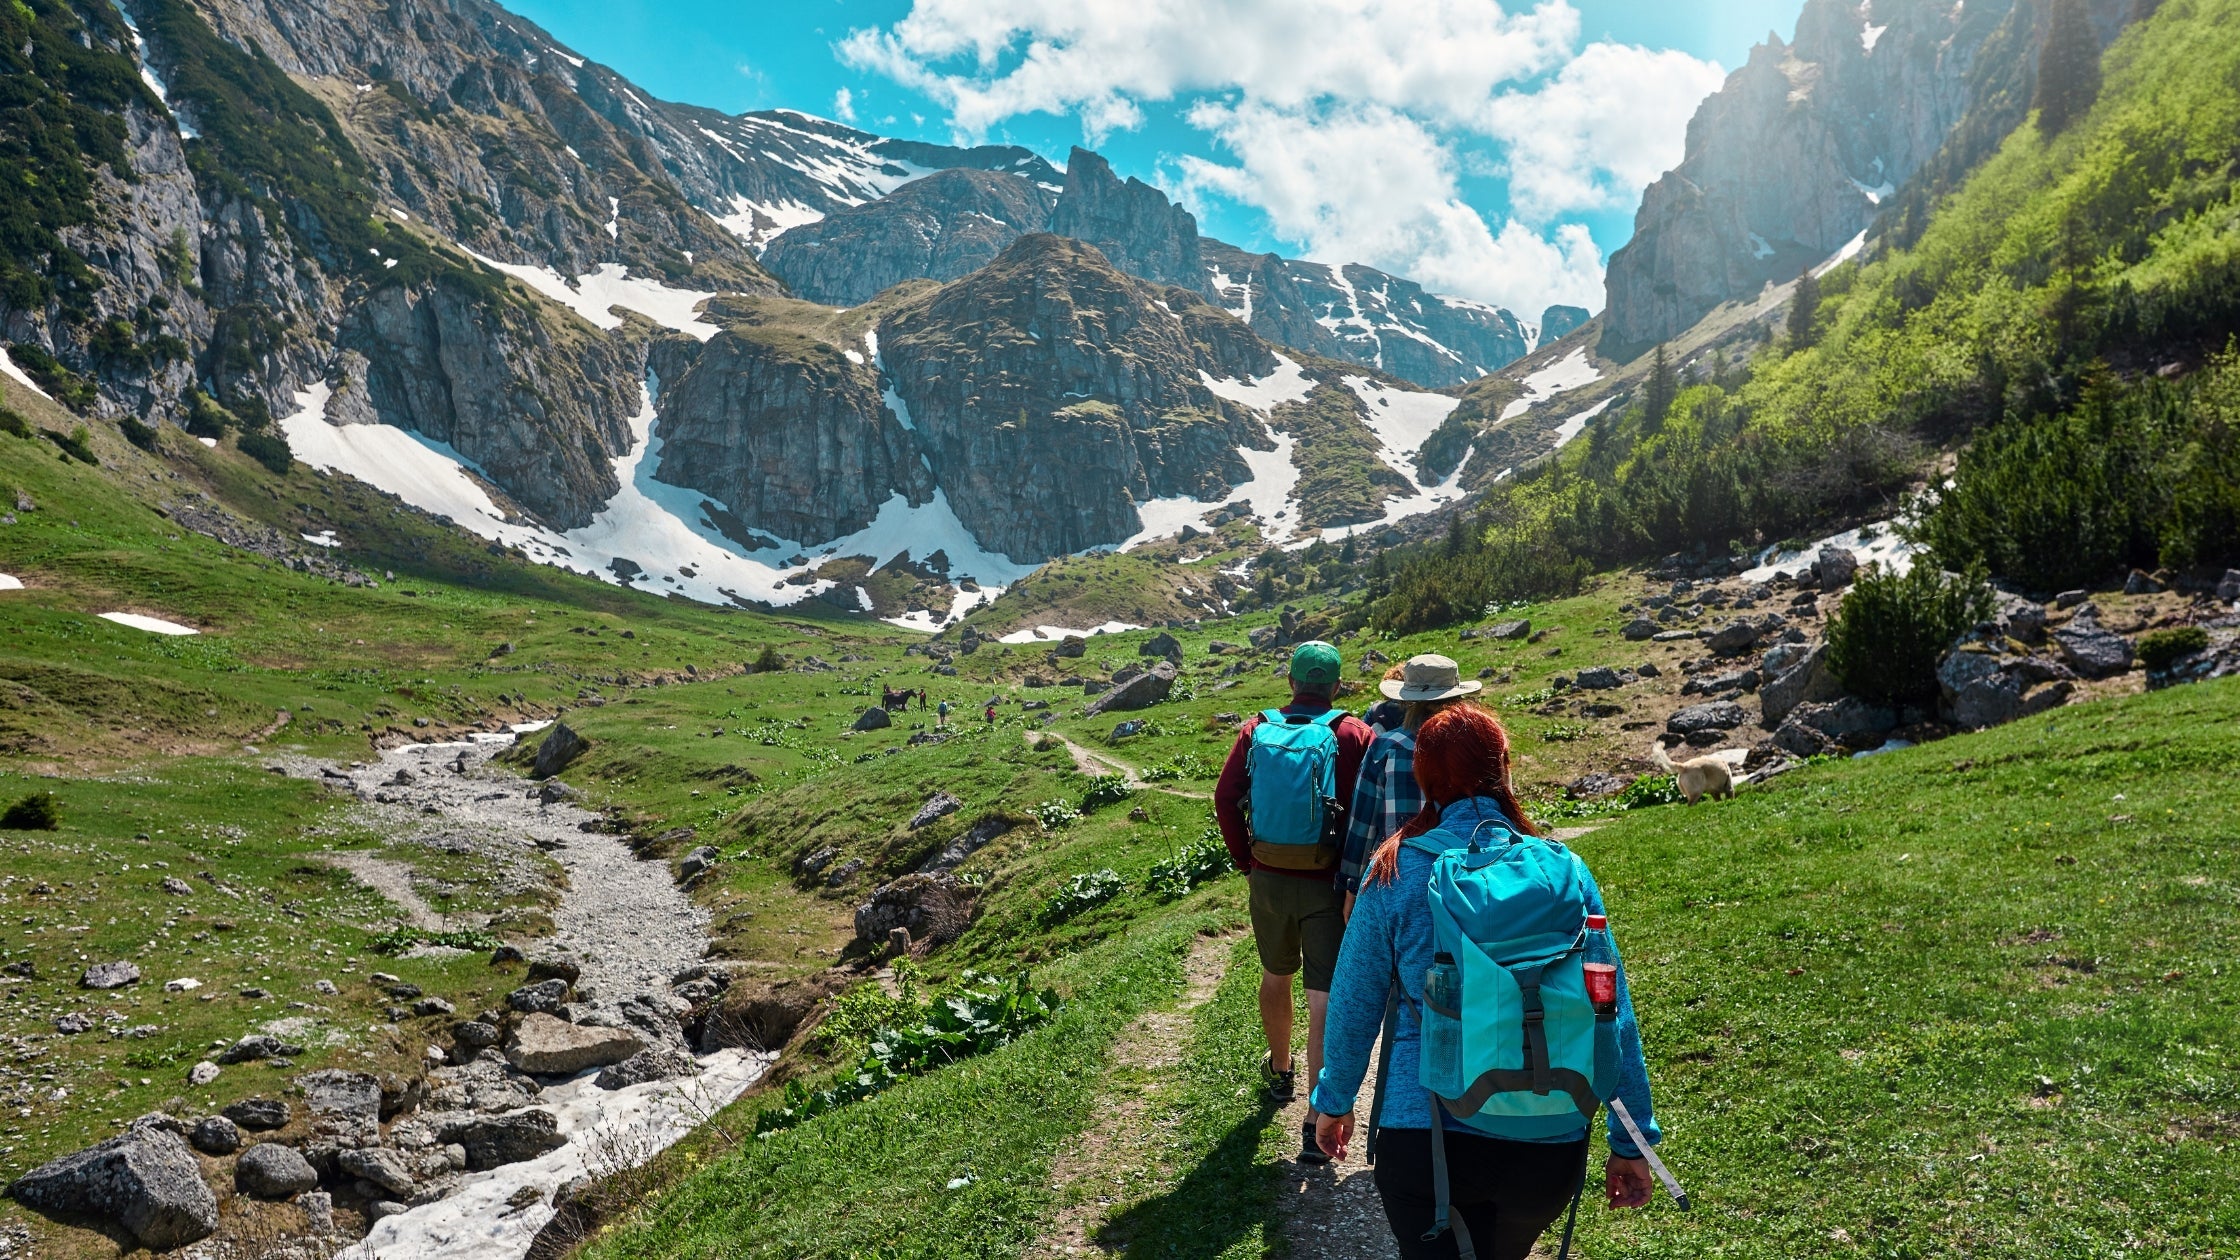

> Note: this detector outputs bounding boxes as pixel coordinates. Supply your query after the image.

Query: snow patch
[1499,347,1603,421]
[1747,232,1775,260]
[995,622,1143,645]
[1122,432,1300,549]
[867,330,914,430]
[99,612,198,636]
[466,253,718,341]
[1849,176,1895,205]
[604,197,620,240]
[1862,22,1887,51]
[1743,519,1921,583]
[1550,397,1616,449]
[1813,231,1868,277]
[0,574,22,591]
[1198,354,1315,412]
[0,348,54,400]
[1341,377,1458,464]
[302,530,339,548]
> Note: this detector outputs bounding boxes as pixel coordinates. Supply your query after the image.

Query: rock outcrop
[1602,0,2131,356]
[1049,147,1203,289]
[763,169,1057,306]
[1200,241,1531,387]
[876,234,1272,559]
[506,1012,644,1074]
[7,1116,219,1250]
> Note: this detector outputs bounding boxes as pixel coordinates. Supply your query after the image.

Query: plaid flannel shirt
[1338,728,1421,893]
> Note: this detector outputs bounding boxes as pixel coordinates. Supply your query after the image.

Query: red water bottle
[1583,913,1619,1015]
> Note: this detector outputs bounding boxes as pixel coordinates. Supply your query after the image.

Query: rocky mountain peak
[760,168,1055,306]
[1048,146,1204,290]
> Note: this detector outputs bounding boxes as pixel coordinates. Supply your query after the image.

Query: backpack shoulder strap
[1258,708,1288,726]
[1308,709,1345,729]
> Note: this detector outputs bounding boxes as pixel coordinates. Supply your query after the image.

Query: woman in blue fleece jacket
[1311,704,1661,1259]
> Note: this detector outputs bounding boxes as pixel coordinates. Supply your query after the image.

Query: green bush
[120,416,159,451]
[2137,626,2210,672]
[1032,799,1081,830]
[755,969,1060,1135]
[43,425,96,465]
[236,428,293,474]
[1826,564,1995,706]
[1144,829,1231,899]
[1042,869,1124,923]
[1078,774,1131,812]
[367,926,501,955]
[0,405,28,439]
[1141,753,1215,782]
[184,389,236,438]
[0,792,61,830]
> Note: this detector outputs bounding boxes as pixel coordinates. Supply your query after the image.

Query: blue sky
[508,1,1806,317]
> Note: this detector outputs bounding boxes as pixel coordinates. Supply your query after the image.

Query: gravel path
[285,733,711,1009]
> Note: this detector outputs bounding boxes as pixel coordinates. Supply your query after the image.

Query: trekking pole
[1607,1098,1690,1210]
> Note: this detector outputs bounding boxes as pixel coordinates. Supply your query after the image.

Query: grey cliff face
[339,279,643,529]
[1048,147,1205,291]
[877,234,1270,561]
[649,319,934,546]
[1601,0,2132,355]
[762,170,1057,306]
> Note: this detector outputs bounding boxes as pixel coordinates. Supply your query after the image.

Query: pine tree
[2034,0,2101,137]
[1788,267,1821,350]
[1444,512,1469,557]
[1340,533,1358,565]
[1643,343,1677,428]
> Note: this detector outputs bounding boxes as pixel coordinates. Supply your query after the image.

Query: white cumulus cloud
[1176,102,1604,317]
[839,0,1723,315]
[832,85,857,122]
[1484,42,1727,221]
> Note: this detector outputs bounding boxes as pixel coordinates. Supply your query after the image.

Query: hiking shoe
[1263,1056,1296,1104]
[1298,1117,1331,1165]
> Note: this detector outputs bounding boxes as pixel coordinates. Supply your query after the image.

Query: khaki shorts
[1248,869,1344,992]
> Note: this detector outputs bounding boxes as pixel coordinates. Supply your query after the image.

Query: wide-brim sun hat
[1380,653,1482,702]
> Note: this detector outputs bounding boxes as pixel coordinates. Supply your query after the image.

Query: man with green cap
[1214,640,1374,1167]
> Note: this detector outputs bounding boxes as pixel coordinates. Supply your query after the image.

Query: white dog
[1651,739,1734,804]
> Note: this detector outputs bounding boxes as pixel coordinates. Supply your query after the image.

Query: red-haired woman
[1309,704,1663,1259]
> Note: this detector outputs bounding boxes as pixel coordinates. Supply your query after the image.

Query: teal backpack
[1244,709,1345,870]
[1369,815,1620,1259]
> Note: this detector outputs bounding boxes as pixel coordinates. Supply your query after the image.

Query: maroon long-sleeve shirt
[1214,696,1375,880]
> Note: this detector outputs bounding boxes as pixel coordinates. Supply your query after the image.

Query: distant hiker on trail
[918,688,930,712]
[1214,640,1374,1168]
[1340,656,1480,922]
[983,701,997,725]
[936,699,950,727]
[1313,704,1663,1260]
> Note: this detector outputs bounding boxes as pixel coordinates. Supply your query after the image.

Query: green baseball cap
[1288,641,1343,688]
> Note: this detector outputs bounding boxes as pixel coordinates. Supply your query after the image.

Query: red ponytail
[1367,703,1538,885]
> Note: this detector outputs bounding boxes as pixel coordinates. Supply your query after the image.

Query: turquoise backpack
[1370,815,1620,1259]
[1243,709,1344,869]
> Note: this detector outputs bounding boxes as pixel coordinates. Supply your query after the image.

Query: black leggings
[1371,1127,1589,1260]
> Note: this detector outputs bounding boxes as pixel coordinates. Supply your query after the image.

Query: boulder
[439,1110,568,1171]
[506,1013,644,1074]
[338,1147,416,1197]
[2218,569,2240,603]
[1759,646,1844,728]
[1665,702,1748,736]
[1140,631,1183,660]
[1247,625,1280,650]
[187,1062,220,1087]
[7,1117,219,1248]
[531,723,589,780]
[594,1045,702,1090]
[918,816,1015,875]
[1084,659,1178,716]
[223,1097,290,1131]
[1055,635,1089,658]
[188,1116,239,1156]
[678,845,721,880]
[507,979,573,1016]
[908,792,964,830]
[454,1021,502,1051]
[298,1069,383,1149]
[2054,623,2134,679]
[1704,621,1761,656]
[80,961,140,990]
[535,780,580,805]
[1771,718,1833,759]
[216,1036,300,1068]
[1938,648,2076,730]
[1565,773,1630,800]
[2123,568,2163,595]
[1619,617,1658,641]
[1573,666,1623,690]
[1992,593,2048,643]
[1486,619,1533,641]
[1787,697,1899,749]
[852,706,893,732]
[1812,546,1859,591]
[236,1142,320,1199]
[854,873,977,949]
[526,959,581,987]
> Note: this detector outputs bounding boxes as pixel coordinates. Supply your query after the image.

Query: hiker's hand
[1316,1111,1354,1161]
[1605,1155,1652,1209]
